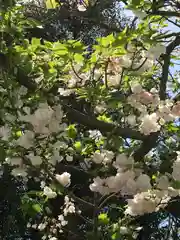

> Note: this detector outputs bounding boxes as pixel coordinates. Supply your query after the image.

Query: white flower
[132,10,147,19]
[27,222,31,228]
[58,214,64,221]
[19,86,28,95]
[49,237,57,240]
[92,149,114,164]
[108,74,121,87]
[58,88,74,96]
[136,174,151,192]
[11,168,27,177]
[130,83,143,94]
[105,176,118,191]
[92,152,104,164]
[0,125,11,141]
[48,119,60,133]
[125,192,157,216]
[168,187,179,197]
[61,220,68,226]
[43,186,57,199]
[50,151,63,165]
[106,170,136,194]
[53,105,63,122]
[27,153,42,166]
[90,177,110,195]
[38,223,46,231]
[66,155,73,162]
[5,113,16,122]
[172,158,180,181]
[89,130,102,139]
[147,44,166,60]
[113,154,134,169]
[40,181,46,189]
[102,150,114,164]
[7,157,22,166]
[23,107,31,115]
[157,176,169,190]
[16,131,34,149]
[116,170,135,187]
[158,103,175,122]
[68,205,75,213]
[34,103,53,124]
[56,172,71,187]
[31,224,37,229]
[120,226,129,235]
[126,115,136,126]
[121,178,137,196]
[140,113,160,135]
[120,55,132,68]
[77,4,87,12]
[20,103,54,134]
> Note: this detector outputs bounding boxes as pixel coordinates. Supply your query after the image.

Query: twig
[104,60,109,89]
[70,61,84,83]
[165,17,180,29]
[98,193,117,209]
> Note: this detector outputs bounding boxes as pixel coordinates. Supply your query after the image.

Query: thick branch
[133,132,159,161]
[155,31,180,40]
[159,36,180,100]
[150,10,180,18]
[64,104,145,140]
[136,36,180,160]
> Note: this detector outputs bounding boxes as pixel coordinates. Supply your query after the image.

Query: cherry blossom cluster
[127,83,180,135]
[108,44,166,75]
[18,102,64,136]
[92,150,114,165]
[0,94,70,177]
[90,151,180,216]
[27,195,76,240]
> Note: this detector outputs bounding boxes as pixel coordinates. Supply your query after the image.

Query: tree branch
[64,104,145,140]
[134,36,180,161]
[150,10,180,18]
[13,65,146,141]
[159,36,180,100]
[133,132,159,161]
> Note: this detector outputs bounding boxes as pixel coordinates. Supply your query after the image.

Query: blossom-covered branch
[7,63,146,141]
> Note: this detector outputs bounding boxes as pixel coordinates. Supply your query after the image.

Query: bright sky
[121,4,180,98]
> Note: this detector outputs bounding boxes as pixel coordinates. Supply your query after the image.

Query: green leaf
[97,34,115,47]
[27,190,43,197]
[111,232,121,240]
[66,124,77,139]
[97,115,112,123]
[74,53,84,63]
[50,183,64,195]
[152,175,157,180]
[15,130,23,137]
[32,203,42,213]
[98,213,110,224]
[31,38,41,46]
[74,141,82,152]
[45,0,59,9]
[52,42,68,55]
[81,144,93,155]
[131,0,141,6]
